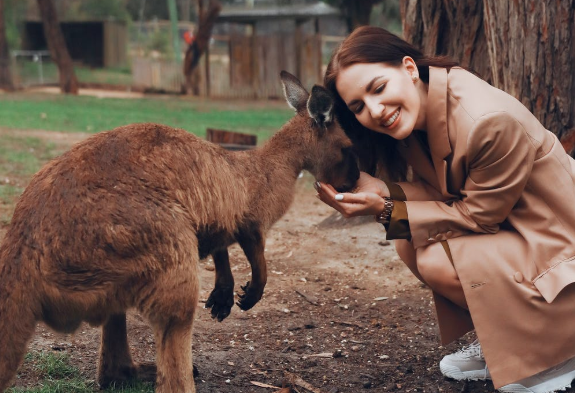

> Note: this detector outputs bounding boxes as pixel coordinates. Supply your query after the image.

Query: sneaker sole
[498,370,575,393]
[440,362,491,381]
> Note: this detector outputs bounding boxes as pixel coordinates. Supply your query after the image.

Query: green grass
[0,135,57,176]
[0,135,60,224]
[15,63,132,87]
[0,184,24,204]
[8,352,93,393]
[74,66,133,86]
[8,351,154,393]
[0,93,293,141]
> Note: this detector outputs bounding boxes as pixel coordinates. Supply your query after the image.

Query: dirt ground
[1,127,569,393]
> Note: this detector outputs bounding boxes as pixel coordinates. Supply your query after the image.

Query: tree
[182,0,221,95]
[401,0,490,82]
[400,0,575,148]
[323,0,383,32]
[0,0,14,91]
[36,0,78,94]
[483,0,575,142]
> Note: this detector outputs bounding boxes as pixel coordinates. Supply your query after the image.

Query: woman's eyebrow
[345,75,386,108]
[365,75,385,92]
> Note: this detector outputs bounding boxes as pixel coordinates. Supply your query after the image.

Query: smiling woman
[315,26,575,393]
[335,60,426,140]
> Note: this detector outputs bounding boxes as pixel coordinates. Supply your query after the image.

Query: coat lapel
[397,134,440,190]
[426,67,455,197]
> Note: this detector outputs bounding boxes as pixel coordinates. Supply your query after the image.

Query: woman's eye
[352,103,364,114]
[374,84,386,93]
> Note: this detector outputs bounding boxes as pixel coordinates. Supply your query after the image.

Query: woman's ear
[402,56,418,79]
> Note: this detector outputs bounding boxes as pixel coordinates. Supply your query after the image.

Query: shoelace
[456,339,484,359]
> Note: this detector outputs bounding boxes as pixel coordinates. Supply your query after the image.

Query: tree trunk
[342,0,380,32]
[182,0,221,95]
[400,0,491,82]
[0,0,14,91]
[36,0,78,94]
[483,0,575,142]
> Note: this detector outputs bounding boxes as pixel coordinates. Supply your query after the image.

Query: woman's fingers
[315,181,372,217]
[315,181,386,217]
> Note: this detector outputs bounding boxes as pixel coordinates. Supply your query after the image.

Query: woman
[315,26,575,392]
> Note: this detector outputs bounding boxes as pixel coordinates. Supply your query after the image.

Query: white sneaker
[440,339,491,381]
[498,356,575,393]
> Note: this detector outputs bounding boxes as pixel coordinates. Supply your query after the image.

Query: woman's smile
[382,108,401,128]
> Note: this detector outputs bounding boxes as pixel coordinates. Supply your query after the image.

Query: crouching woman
[315,25,575,392]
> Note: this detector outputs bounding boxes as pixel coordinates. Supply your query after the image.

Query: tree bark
[483,0,575,141]
[0,0,14,91]
[36,0,78,94]
[182,0,221,95]
[401,0,491,82]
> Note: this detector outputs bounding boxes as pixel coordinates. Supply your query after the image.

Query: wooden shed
[208,2,342,98]
[22,20,127,68]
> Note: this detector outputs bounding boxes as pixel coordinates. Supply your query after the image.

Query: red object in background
[183,31,195,45]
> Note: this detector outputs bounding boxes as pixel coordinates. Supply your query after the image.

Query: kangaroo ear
[307,85,334,129]
[280,70,309,113]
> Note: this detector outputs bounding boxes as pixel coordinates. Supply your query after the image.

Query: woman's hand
[315,172,390,218]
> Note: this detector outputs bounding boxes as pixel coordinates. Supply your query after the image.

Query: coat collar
[425,66,452,160]
[398,66,455,197]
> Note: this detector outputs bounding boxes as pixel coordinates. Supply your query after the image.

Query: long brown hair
[324,26,460,181]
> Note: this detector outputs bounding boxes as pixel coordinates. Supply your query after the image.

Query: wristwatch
[375,197,394,225]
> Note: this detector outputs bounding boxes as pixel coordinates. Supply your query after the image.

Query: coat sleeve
[391,178,447,201]
[399,112,537,249]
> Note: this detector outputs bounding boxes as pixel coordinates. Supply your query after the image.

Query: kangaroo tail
[0,254,38,392]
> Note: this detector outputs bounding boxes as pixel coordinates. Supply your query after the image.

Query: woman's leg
[395,239,467,309]
[394,239,427,284]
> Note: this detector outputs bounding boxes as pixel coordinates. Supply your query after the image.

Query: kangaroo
[0,71,359,393]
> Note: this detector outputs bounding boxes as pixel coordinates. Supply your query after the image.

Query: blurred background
[1,0,400,97]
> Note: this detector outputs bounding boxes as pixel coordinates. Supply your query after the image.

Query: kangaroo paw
[98,364,138,389]
[136,362,157,382]
[236,280,264,311]
[205,285,234,321]
[101,362,197,386]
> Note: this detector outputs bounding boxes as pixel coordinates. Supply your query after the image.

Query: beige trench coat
[386,66,575,388]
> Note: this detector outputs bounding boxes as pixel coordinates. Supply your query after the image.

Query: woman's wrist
[380,181,391,198]
[374,197,394,224]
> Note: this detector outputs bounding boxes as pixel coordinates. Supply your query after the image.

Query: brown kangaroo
[0,71,359,393]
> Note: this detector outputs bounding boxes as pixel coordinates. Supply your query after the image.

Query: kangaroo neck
[256,115,312,175]
[237,115,312,202]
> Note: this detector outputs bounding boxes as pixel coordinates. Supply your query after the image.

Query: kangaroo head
[280,71,359,192]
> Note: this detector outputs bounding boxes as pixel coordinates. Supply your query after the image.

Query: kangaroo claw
[204,285,234,322]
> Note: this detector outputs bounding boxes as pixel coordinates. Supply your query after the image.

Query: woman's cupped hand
[314,172,390,218]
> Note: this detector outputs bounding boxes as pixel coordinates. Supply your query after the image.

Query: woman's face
[335,57,426,140]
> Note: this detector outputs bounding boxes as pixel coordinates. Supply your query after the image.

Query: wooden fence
[132,33,341,99]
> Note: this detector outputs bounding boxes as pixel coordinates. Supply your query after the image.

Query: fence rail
[131,33,344,99]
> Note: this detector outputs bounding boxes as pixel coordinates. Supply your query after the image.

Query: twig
[284,371,325,393]
[295,290,319,306]
[250,381,281,389]
[331,320,362,328]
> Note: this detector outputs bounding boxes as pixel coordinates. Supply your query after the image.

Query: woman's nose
[367,101,385,120]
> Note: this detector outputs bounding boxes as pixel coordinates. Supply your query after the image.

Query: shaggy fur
[0,72,359,393]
